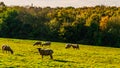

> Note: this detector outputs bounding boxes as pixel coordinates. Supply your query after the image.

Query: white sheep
[42,41,51,47]
[65,43,79,49]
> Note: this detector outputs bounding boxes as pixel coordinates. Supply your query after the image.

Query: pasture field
[0,38,120,68]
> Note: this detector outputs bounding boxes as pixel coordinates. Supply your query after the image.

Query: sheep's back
[43,42,51,45]
[40,49,53,55]
[72,44,79,48]
[2,45,11,51]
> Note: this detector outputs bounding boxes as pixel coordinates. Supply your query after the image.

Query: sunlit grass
[0,38,120,68]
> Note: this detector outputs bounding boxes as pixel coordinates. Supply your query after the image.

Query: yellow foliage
[99,16,109,30]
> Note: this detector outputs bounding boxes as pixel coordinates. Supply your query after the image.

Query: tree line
[0,2,120,47]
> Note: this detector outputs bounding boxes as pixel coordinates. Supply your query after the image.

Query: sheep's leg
[41,55,43,59]
[50,55,53,59]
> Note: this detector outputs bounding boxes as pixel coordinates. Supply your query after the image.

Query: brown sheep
[33,41,42,46]
[37,48,53,59]
[2,45,13,54]
[42,41,51,47]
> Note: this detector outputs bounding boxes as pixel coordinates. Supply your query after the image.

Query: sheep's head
[65,44,71,49]
[10,50,14,54]
[8,47,14,54]
[33,42,42,46]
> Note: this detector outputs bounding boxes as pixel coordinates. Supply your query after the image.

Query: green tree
[0,8,22,37]
[105,16,120,47]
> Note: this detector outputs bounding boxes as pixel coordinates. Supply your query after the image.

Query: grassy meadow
[0,38,120,68]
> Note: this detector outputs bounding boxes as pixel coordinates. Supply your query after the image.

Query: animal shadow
[53,59,75,63]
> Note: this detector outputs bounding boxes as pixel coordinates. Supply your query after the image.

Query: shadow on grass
[53,59,75,63]
[15,54,24,57]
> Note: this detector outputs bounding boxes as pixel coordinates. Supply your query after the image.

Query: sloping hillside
[0,38,120,68]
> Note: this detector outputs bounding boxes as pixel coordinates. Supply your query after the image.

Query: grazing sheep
[65,43,72,49]
[37,48,53,59]
[71,44,79,49]
[42,41,51,47]
[33,41,42,46]
[2,45,13,54]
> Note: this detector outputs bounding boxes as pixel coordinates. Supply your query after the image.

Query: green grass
[0,38,120,68]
